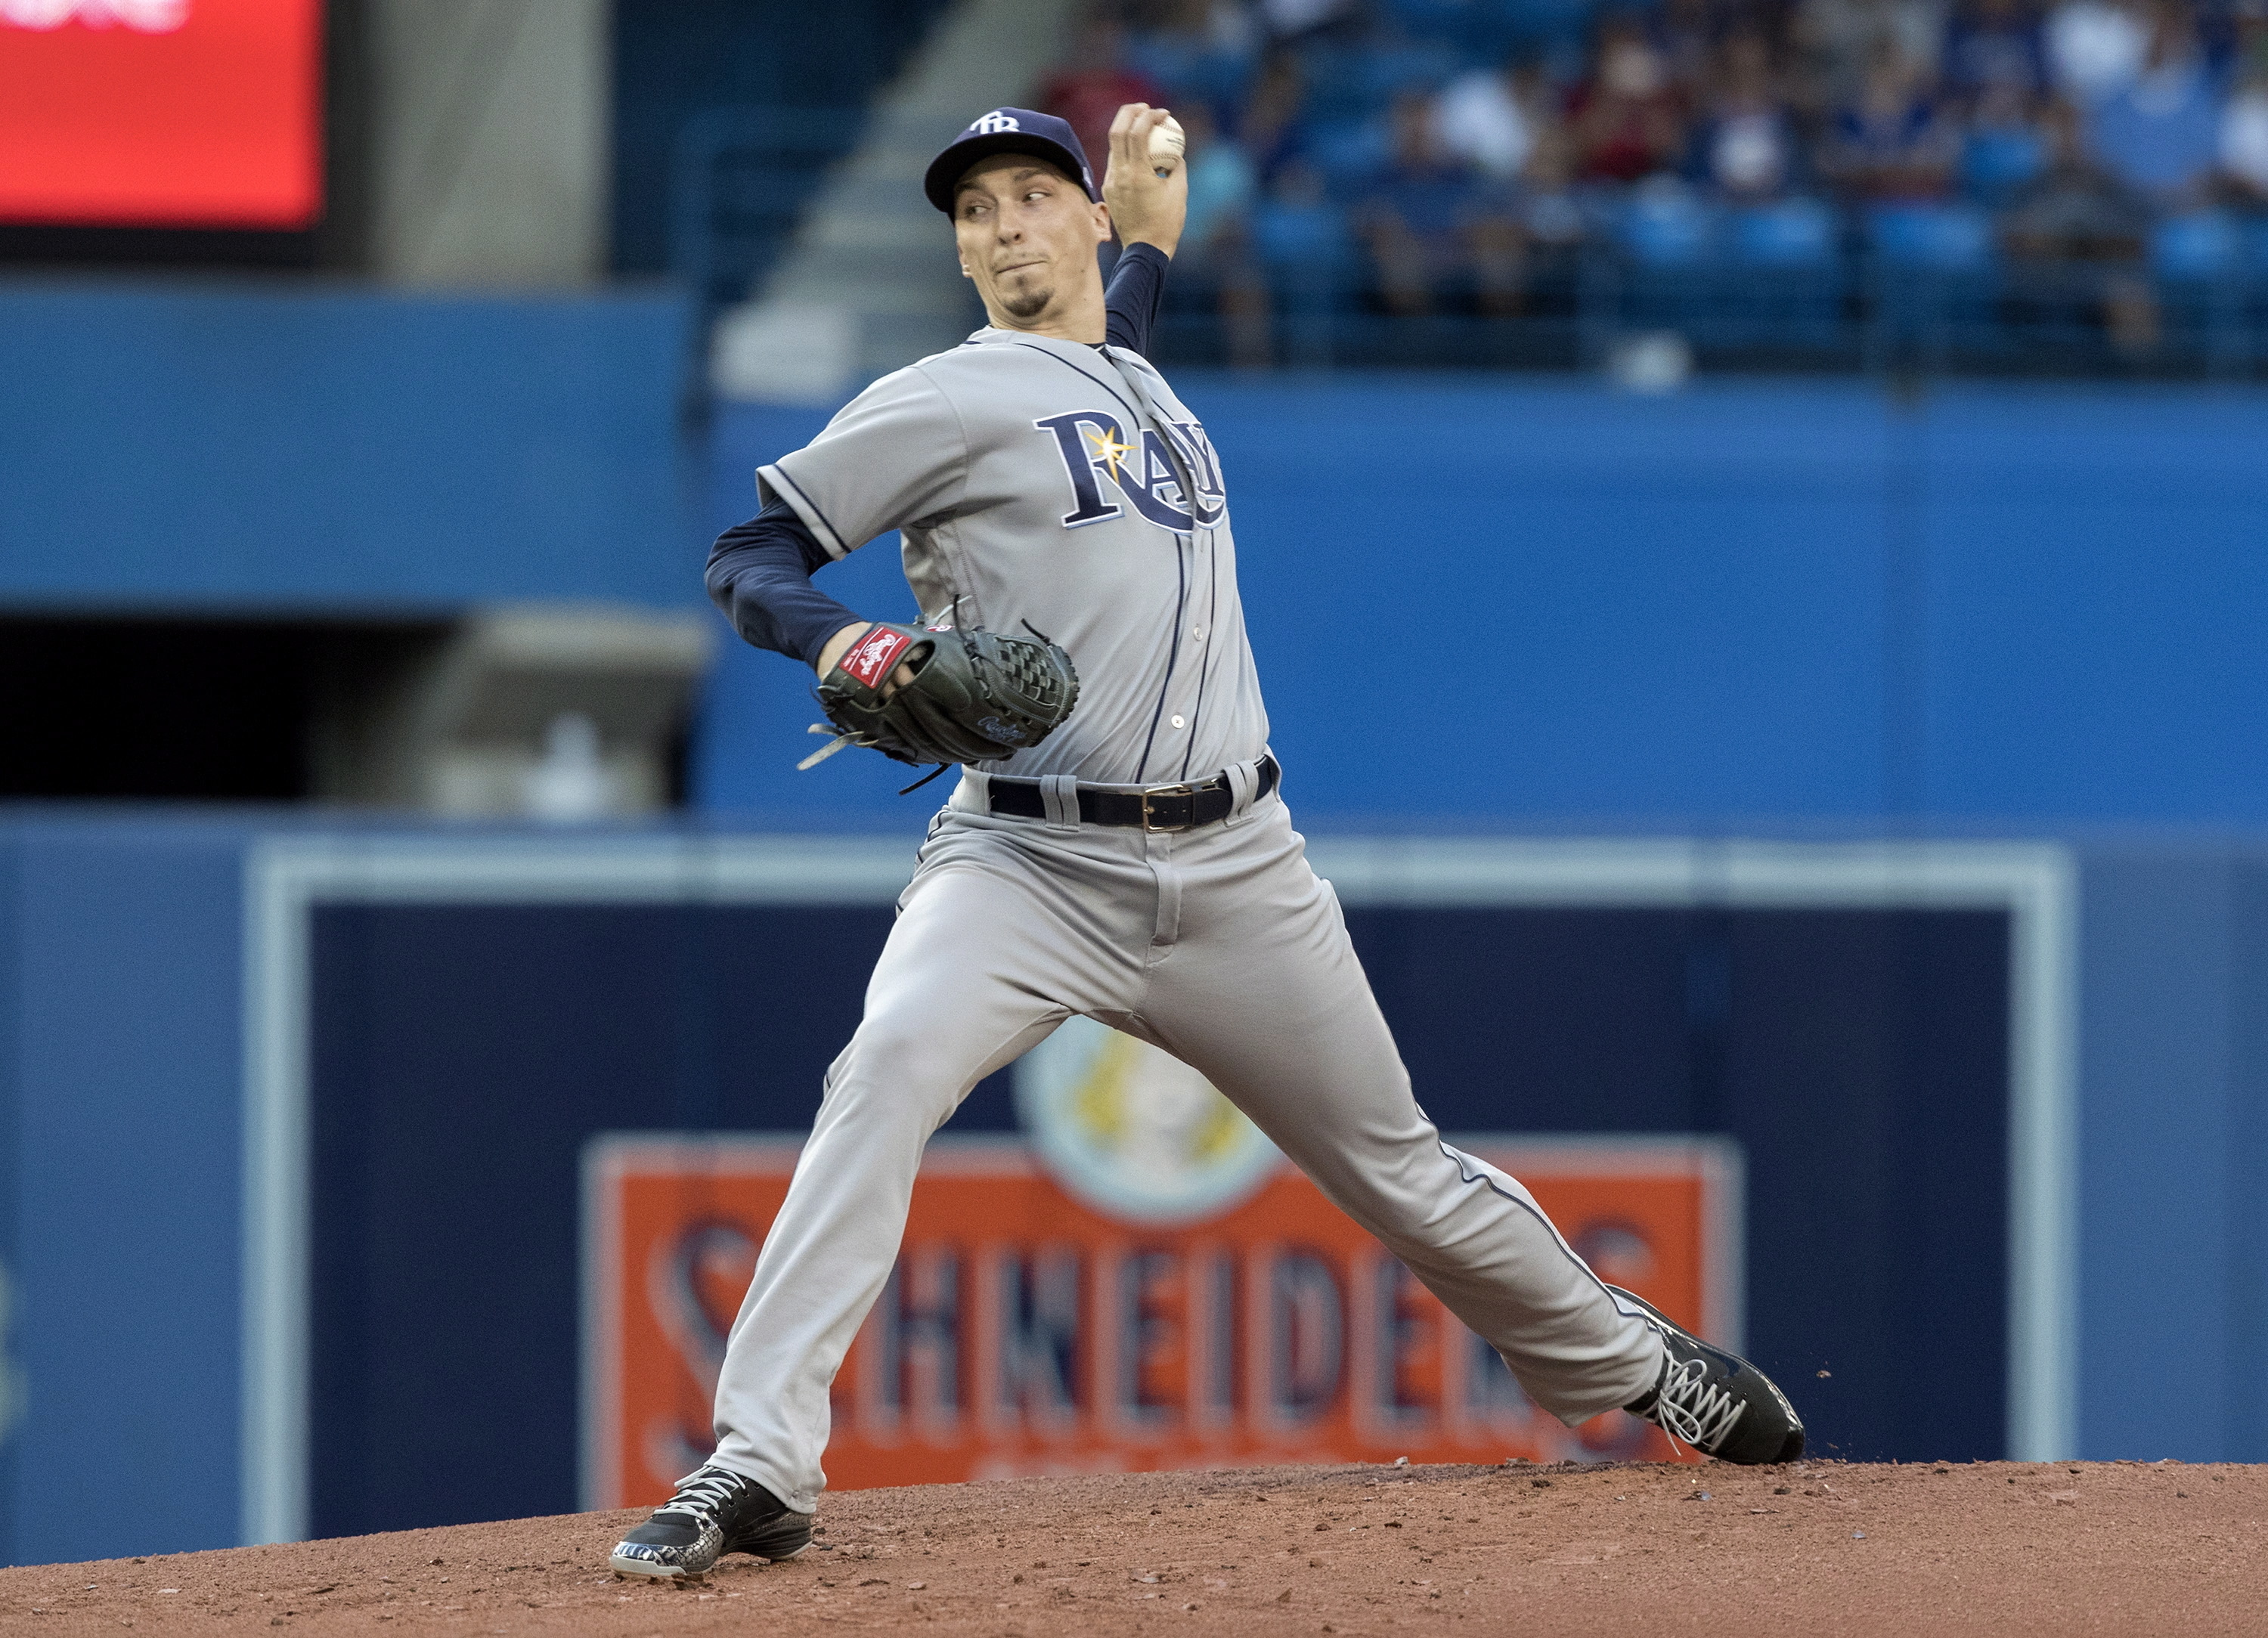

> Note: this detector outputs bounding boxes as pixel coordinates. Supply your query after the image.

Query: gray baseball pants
[710,775,1665,1513]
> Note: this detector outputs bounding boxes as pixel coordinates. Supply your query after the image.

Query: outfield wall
[696,379,2268,829]
[1,813,2264,1565]
[5,291,2266,830]
[0,285,696,613]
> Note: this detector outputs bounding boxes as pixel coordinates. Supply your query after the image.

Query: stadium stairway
[706,0,1085,404]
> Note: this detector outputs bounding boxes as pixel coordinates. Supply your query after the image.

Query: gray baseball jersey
[758,328,1266,786]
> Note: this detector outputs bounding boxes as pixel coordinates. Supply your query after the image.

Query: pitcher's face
[953,156,1111,325]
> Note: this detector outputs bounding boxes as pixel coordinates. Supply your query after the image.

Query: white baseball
[1148,113,1185,175]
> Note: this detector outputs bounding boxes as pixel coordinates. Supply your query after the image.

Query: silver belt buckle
[1140,783,1195,831]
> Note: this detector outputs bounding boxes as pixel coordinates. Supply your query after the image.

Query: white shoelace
[1649,1355,1748,1452]
[655,1466,745,1523]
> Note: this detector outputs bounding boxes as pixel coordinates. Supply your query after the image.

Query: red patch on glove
[841,627,912,689]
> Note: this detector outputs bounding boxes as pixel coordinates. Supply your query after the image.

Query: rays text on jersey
[1033,410,1226,532]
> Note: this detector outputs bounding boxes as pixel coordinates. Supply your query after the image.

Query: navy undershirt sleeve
[705,495,863,667]
[1104,241,1170,356]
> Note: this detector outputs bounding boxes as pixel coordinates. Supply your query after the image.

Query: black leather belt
[986,754,1278,831]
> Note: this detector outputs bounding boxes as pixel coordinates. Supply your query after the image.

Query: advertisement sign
[583,1023,1740,1506]
[0,0,322,227]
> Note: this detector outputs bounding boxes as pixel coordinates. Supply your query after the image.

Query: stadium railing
[665,112,2268,382]
[670,108,866,325]
[1150,197,2268,379]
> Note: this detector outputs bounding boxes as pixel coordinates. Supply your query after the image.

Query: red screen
[0,0,323,228]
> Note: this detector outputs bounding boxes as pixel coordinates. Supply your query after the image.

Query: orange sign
[582,1135,1740,1507]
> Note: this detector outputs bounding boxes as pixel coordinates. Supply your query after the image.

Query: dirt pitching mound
[8,1459,2263,1636]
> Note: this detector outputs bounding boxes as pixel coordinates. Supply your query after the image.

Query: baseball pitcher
[610,102,1803,1580]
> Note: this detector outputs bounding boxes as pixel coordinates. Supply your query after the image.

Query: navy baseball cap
[924,107,1099,215]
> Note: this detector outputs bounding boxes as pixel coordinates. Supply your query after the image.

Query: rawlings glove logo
[840,627,912,689]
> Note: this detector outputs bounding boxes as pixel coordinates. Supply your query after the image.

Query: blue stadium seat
[1251,194,1356,364]
[1618,190,1720,267]
[1384,0,1525,61]
[1730,199,1838,268]
[1294,48,1377,123]
[1867,203,1996,271]
[1306,117,1392,192]
[2151,211,2242,279]
[1496,0,1600,48]
[1300,44,1461,122]
[1383,0,1482,33]
[1959,127,2047,206]
[1253,198,1356,274]
[1126,36,1256,109]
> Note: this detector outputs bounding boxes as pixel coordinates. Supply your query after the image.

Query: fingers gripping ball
[811,622,1080,770]
[1148,113,1185,177]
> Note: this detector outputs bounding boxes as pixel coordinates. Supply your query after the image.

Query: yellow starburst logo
[1083,424,1136,475]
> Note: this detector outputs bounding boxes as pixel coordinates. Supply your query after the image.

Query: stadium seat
[1253,199,1357,274]
[2151,211,2242,279]
[1383,0,1480,31]
[1730,199,1838,268]
[1498,0,1600,49]
[1306,117,1392,191]
[1126,37,1256,109]
[1300,44,1459,122]
[1959,128,2048,206]
[1867,203,1997,271]
[1618,188,1718,268]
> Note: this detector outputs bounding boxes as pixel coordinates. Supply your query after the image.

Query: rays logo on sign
[1034,411,1227,531]
[1014,1015,1281,1224]
[972,110,1020,134]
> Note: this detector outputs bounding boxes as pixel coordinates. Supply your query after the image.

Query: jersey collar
[964,327,1103,355]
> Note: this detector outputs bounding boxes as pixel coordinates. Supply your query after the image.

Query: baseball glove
[801,621,1080,775]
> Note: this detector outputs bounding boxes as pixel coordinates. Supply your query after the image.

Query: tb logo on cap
[971,110,1021,134]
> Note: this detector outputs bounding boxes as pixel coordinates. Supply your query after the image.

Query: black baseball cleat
[1610,1285,1806,1465]
[609,1464,813,1581]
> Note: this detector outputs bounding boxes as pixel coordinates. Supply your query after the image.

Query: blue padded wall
[302,897,2007,1536]
[2075,848,2268,1463]
[692,380,2268,829]
[0,813,2265,1562]
[0,819,246,1565]
[0,286,698,612]
[1923,391,2268,820]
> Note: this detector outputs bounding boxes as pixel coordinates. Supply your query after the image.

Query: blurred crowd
[1040,0,2268,351]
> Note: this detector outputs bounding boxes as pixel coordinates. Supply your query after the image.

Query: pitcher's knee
[813,1014,979,1134]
